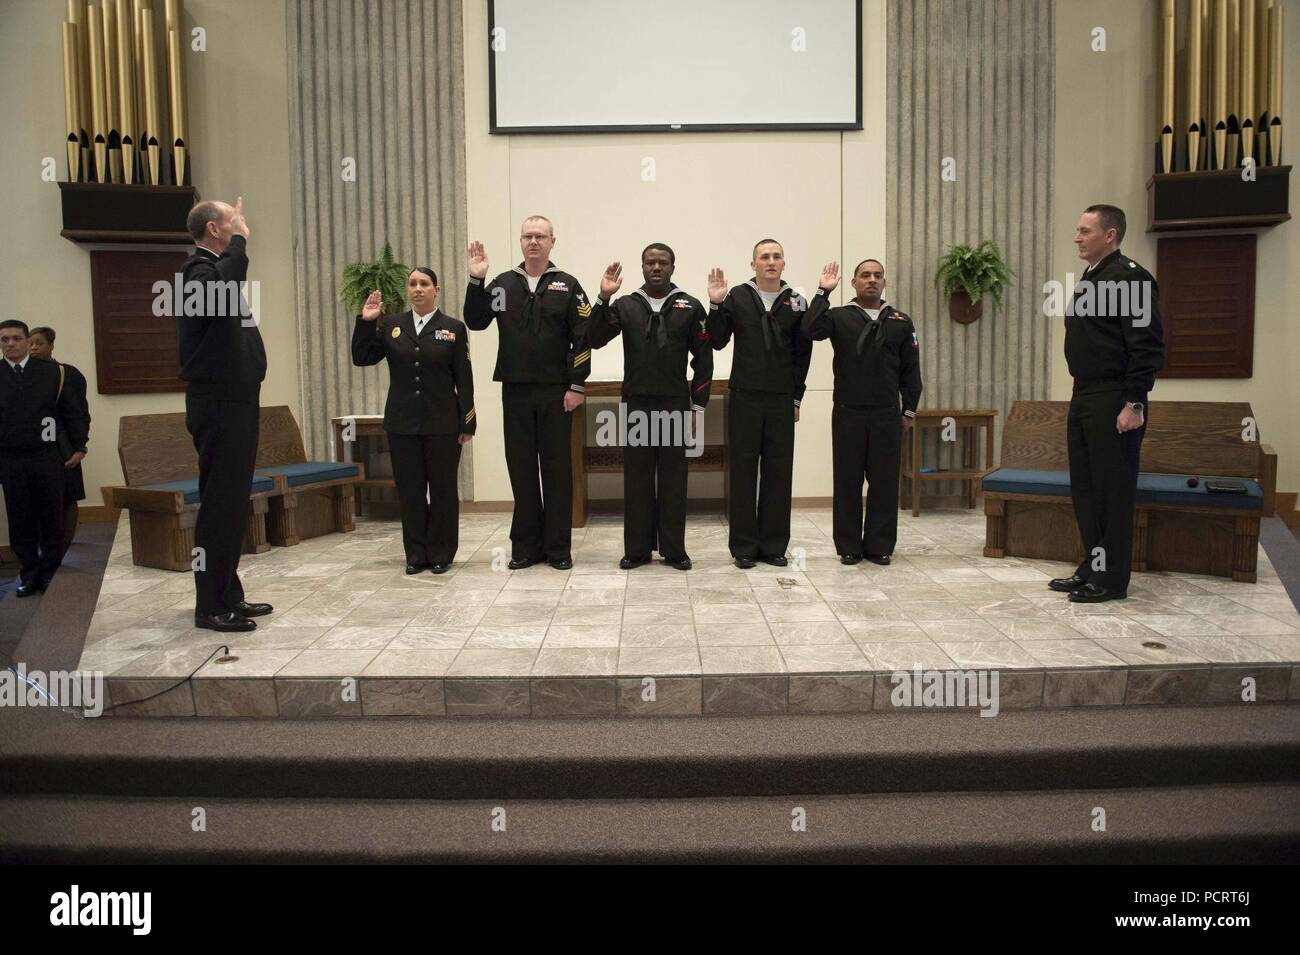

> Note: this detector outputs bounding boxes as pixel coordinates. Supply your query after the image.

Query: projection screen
[488,0,862,133]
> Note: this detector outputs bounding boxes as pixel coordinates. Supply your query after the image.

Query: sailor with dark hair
[589,243,712,571]
[353,266,475,574]
[802,258,922,565]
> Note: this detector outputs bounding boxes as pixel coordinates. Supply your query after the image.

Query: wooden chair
[982,400,1276,582]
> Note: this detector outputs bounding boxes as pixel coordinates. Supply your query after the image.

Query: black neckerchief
[513,262,559,334]
[849,301,890,355]
[744,280,789,351]
[634,285,678,348]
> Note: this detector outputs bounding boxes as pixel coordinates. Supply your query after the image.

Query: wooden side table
[899,408,998,516]
[332,415,391,517]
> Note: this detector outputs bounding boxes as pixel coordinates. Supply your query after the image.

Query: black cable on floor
[98,644,232,714]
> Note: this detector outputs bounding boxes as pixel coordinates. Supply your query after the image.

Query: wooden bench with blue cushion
[105,406,363,570]
[253,406,363,547]
[104,412,274,571]
[982,400,1276,582]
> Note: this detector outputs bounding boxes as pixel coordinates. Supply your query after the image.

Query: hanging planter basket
[934,240,1014,327]
[948,289,983,325]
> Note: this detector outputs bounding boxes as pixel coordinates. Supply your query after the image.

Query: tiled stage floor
[78,508,1300,717]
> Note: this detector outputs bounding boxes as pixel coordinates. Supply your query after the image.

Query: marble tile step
[88,662,1300,719]
[8,703,1299,802]
[5,784,1299,863]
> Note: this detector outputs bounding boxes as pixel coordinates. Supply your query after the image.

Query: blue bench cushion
[255,461,361,488]
[983,468,1263,510]
[139,475,275,505]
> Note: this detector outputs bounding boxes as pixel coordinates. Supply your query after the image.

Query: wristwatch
[1126,401,1145,414]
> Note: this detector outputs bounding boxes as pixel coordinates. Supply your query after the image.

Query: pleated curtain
[287,0,470,495]
[886,0,1055,488]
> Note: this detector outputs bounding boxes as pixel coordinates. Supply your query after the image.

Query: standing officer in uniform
[28,326,91,552]
[0,320,88,595]
[1051,204,1165,602]
[589,243,712,571]
[803,259,922,565]
[352,268,475,574]
[707,240,829,568]
[464,216,591,570]
[180,198,273,632]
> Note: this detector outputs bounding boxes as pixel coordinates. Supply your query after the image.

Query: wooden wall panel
[1156,234,1256,379]
[90,250,187,395]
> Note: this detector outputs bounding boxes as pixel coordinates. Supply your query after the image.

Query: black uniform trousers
[502,382,573,562]
[0,448,65,586]
[388,432,461,566]
[1067,389,1145,593]
[186,392,259,616]
[727,387,795,559]
[623,396,690,562]
[832,403,902,558]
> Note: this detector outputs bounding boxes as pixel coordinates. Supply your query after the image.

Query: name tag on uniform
[433,329,456,342]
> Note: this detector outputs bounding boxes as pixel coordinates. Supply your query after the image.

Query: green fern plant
[338,243,409,316]
[934,240,1015,307]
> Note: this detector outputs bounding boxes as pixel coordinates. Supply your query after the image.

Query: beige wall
[1053,0,1300,492]
[461,0,889,502]
[0,0,299,547]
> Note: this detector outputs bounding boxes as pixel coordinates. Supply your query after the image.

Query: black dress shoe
[15,582,43,598]
[1048,574,1087,593]
[864,554,891,566]
[760,555,788,567]
[840,554,862,566]
[405,562,429,575]
[430,563,451,574]
[507,556,539,570]
[619,555,652,570]
[663,556,692,571]
[1068,582,1127,603]
[233,601,273,617]
[194,612,258,632]
[548,557,574,571]
[734,556,756,569]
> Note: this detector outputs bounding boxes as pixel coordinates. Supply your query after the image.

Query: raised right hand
[467,240,488,280]
[819,261,840,292]
[600,261,623,299]
[361,290,382,321]
[231,196,250,238]
[707,267,727,305]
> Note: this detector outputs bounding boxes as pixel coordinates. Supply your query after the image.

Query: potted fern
[934,240,1014,325]
[338,242,410,317]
